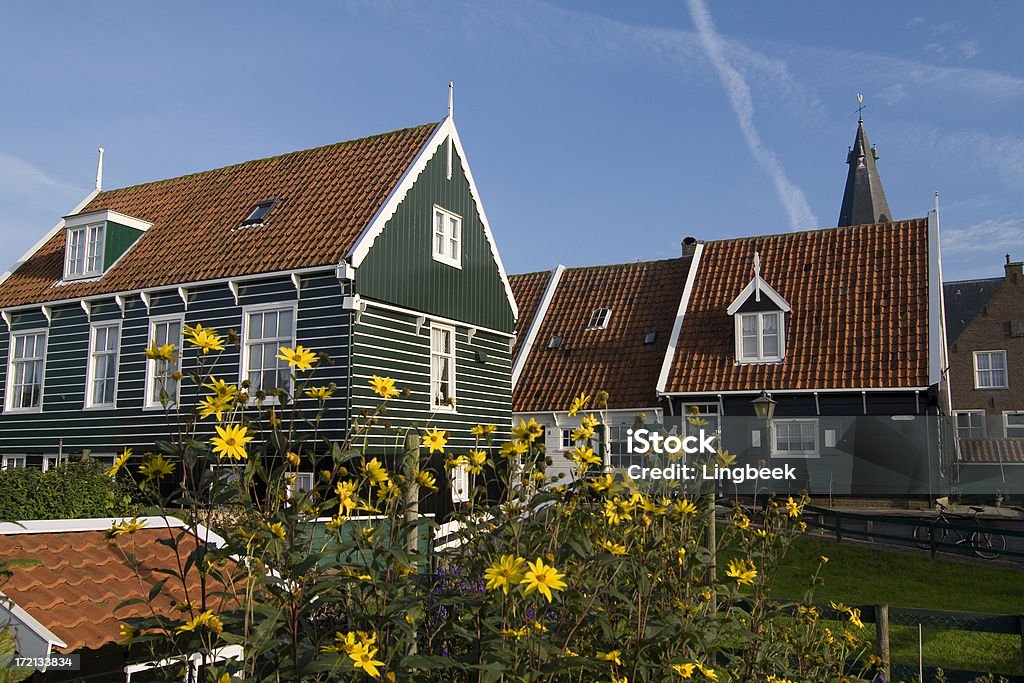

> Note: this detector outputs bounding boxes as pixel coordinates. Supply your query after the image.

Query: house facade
[944,257,1024,495]
[0,115,517,508]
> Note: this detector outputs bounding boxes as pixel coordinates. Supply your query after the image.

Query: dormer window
[726,252,790,365]
[586,308,612,330]
[62,209,152,282]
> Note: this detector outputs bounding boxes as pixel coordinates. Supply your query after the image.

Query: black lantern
[751,388,776,421]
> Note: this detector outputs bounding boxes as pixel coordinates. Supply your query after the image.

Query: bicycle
[911,503,1007,559]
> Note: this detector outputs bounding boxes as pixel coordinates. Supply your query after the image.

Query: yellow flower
[820,555,830,564]
[568,445,601,465]
[414,469,438,491]
[500,626,528,639]
[349,643,385,679]
[176,609,223,635]
[467,449,487,474]
[567,393,590,416]
[695,663,717,680]
[571,425,595,442]
[184,323,224,354]
[275,345,317,371]
[499,440,528,458]
[421,427,447,454]
[217,674,233,683]
[202,377,239,398]
[511,418,544,443]
[677,547,687,565]
[108,517,147,537]
[198,394,233,421]
[368,375,399,399]
[336,480,358,516]
[211,424,253,461]
[267,521,286,541]
[734,513,750,530]
[588,473,614,493]
[725,558,757,585]
[672,499,699,517]
[785,496,801,518]
[598,539,627,555]
[363,458,389,485]
[470,424,497,437]
[483,554,526,594]
[848,607,864,629]
[520,557,567,602]
[716,448,736,466]
[139,454,176,480]
[285,451,301,467]
[144,341,177,362]
[767,676,795,683]
[118,623,136,644]
[580,414,599,429]
[611,676,627,683]
[596,650,622,665]
[673,663,695,678]
[604,497,632,525]
[106,448,131,477]
[305,385,335,400]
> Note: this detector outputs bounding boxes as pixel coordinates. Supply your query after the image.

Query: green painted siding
[103,221,145,271]
[355,145,514,333]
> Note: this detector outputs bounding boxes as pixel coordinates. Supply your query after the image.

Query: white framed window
[430,323,456,411]
[64,222,105,279]
[682,403,721,439]
[450,462,470,503]
[241,303,297,398]
[772,418,819,457]
[561,428,574,450]
[736,311,784,363]
[974,351,1008,389]
[586,308,612,330]
[86,322,120,408]
[144,314,184,409]
[1,455,27,470]
[287,472,315,500]
[955,410,986,440]
[431,206,462,268]
[1004,411,1024,438]
[5,329,47,413]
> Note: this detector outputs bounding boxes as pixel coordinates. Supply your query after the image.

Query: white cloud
[0,152,80,209]
[685,0,817,230]
[959,40,982,60]
[941,217,1023,254]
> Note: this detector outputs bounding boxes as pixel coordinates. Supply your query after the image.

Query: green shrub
[0,458,136,521]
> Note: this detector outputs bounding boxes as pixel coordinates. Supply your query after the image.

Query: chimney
[1005,253,1022,284]
[682,236,700,257]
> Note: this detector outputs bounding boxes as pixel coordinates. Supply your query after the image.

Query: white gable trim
[0,189,100,289]
[656,243,704,393]
[928,207,949,394]
[63,208,152,233]
[725,274,791,316]
[511,265,565,388]
[345,117,519,320]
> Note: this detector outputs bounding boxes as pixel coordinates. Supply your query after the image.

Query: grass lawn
[771,535,1024,676]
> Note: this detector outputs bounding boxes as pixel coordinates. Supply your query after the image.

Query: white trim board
[511,265,564,388]
[345,116,519,321]
[656,243,704,393]
[659,386,930,397]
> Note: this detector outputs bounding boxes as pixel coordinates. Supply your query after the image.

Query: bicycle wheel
[912,522,944,549]
[971,530,1007,559]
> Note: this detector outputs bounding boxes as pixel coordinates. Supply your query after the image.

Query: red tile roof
[512,258,691,412]
[509,270,554,360]
[0,521,236,652]
[0,123,440,308]
[663,219,931,393]
[959,438,1024,464]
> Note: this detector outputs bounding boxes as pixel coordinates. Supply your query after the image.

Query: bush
[0,458,136,521]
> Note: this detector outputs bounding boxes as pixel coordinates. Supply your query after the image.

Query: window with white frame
[6,330,47,412]
[682,403,721,439]
[736,311,783,363]
[145,315,184,408]
[974,350,1008,389]
[1004,411,1024,438]
[586,308,612,330]
[86,322,120,407]
[65,222,105,279]
[243,305,296,396]
[1,455,26,470]
[287,472,315,500]
[955,410,986,440]
[430,323,456,410]
[432,206,462,268]
[561,428,574,449]
[772,418,818,457]
[450,462,470,503]
[608,424,638,469]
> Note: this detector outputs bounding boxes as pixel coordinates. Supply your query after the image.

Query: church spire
[837,115,892,227]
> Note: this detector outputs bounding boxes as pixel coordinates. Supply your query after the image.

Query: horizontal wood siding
[0,272,352,457]
[355,145,514,333]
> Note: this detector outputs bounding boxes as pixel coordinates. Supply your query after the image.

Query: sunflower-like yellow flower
[598,539,626,555]
[108,517,147,537]
[184,324,225,354]
[734,513,750,530]
[511,418,544,443]
[725,558,757,585]
[520,557,567,602]
[198,394,233,422]
[139,454,176,480]
[305,385,335,400]
[285,451,301,467]
[785,496,802,518]
[467,449,487,474]
[483,554,525,594]
[695,663,718,680]
[672,499,699,518]
[144,341,177,362]
[604,497,633,525]
[568,445,601,466]
[848,607,864,629]
[369,375,399,399]
[202,377,239,398]
[580,414,599,430]
[336,480,358,517]
[716,449,736,466]
[414,469,438,491]
[119,623,136,644]
[571,424,595,442]
[567,393,590,417]
[499,440,528,459]
[349,642,385,678]
[276,345,317,371]
[596,650,622,665]
[176,609,223,635]
[106,448,131,477]
[672,663,695,678]
[421,427,447,454]
[267,521,286,541]
[588,473,614,493]
[211,424,253,461]
[470,424,497,437]
[363,458,389,485]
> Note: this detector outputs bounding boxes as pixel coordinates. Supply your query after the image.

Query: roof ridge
[90,121,442,199]
[701,217,928,246]
[558,256,686,272]
[943,276,1004,285]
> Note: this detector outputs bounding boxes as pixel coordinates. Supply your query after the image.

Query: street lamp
[751,388,776,421]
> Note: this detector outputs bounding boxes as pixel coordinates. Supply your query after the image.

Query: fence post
[929,524,936,560]
[876,604,890,682]
[834,510,842,543]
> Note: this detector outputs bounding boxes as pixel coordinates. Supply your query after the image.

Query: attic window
[547,335,562,349]
[586,308,612,331]
[643,331,658,345]
[62,209,152,282]
[66,222,105,279]
[241,200,276,227]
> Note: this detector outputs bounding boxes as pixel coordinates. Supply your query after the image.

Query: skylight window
[547,335,563,349]
[241,200,276,227]
[586,308,612,331]
[643,331,658,345]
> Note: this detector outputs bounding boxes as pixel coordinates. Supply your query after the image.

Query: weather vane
[856,93,866,121]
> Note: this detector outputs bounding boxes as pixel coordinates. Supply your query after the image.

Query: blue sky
[2,1,1021,281]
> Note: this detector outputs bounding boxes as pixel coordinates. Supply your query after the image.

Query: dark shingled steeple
[837,119,892,227]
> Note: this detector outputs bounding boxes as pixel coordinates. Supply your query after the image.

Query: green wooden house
[0,111,517,511]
